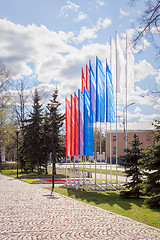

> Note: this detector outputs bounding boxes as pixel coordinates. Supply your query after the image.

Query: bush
[146,194,160,208]
[1,162,17,170]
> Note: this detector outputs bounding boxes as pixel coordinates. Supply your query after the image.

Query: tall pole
[16,129,20,178]
[51,107,55,195]
[126,35,128,150]
[47,88,60,195]
[115,32,118,187]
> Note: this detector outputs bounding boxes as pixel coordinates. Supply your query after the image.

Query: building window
[146,134,150,141]
[113,147,116,154]
[113,136,116,141]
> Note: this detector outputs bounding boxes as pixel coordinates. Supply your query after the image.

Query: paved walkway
[0,174,159,240]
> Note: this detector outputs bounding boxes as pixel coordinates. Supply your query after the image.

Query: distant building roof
[100,121,155,132]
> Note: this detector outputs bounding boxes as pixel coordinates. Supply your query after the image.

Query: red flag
[66,98,71,156]
[82,67,86,94]
[86,64,90,92]
[70,95,75,156]
[74,93,79,156]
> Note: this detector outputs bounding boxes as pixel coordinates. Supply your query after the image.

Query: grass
[21,178,40,183]
[0,169,67,179]
[50,187,160,229]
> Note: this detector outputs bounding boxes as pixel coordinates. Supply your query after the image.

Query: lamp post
[16,126,20,178]
[0,140,2,170]
[123,102,135,150]
[47,92,60,195]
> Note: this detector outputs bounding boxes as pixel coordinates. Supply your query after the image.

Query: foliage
[40,110,52,174]
[119,134,143,198]
[93,128,106,153]
[20,89,44,174]
[1,162,17,170]
[146,194,160,208]
[48,89,65,162]
[19,87,65,174]
[0,61,14,169]
[140,120,160,207]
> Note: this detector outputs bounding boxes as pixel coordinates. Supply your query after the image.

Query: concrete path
[0,174,159,240]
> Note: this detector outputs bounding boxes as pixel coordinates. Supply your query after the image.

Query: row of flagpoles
[65,32,134,189]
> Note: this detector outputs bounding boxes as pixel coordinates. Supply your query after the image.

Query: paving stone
[0,174,159,240]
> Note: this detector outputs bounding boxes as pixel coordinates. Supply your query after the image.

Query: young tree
[119,134,143,198]
[20,89,44,174]
[140,120,160,207]
[0,61,13,169]
[41,110,52,174]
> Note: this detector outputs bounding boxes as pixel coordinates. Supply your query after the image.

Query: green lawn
[51,187,160,229]
[0,169,66,179]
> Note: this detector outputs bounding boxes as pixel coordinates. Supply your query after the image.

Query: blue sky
[0,0,159,126]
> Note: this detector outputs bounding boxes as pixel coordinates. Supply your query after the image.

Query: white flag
[110,37,116,94]
[126,36,134,94]
[116,32,126,93]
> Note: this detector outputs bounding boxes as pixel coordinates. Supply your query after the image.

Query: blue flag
[89,60,96,123]
[96,57,105,122]
[106,61,115,123]
[84,87,93,156]
[78,89,84,155]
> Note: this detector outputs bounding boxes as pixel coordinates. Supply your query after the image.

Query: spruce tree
[20,89,43,174]
[140,120,160,207]
[119,134,143,198]
[47,88,65,163]
[41,110,52,174]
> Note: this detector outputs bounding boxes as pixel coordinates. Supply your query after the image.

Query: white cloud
[73,18,111,43]
[119,8,129,19]
[61,1,79,16]
[134,60,156,82]
[155,71,160,85]
[74,12,87,22]
[0,19,111,106]
[0,18,159,122]
[96,0,105,6]
[134,107,141,113]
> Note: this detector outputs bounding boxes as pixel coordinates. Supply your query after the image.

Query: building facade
[105,130,154,163]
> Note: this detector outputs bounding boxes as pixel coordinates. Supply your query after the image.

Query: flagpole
[105,58,108,188]
[115,32,118,188]
[95,123,97,190]
[78,155,80,189]
[126,35,128,150]
[69,156,71,184]
[109,38,112,184]
[105,121,108,187]
[73,156,75,186]
[100,122,102,184]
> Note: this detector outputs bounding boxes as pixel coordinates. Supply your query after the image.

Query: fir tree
[20,89,43,174]
[119,134,143,198]
[47,88,65,163]
[140,120,160,207]
[41,110,52,174]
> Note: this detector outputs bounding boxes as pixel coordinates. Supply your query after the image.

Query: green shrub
[146,194,160,208]
[1,162,17,170]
